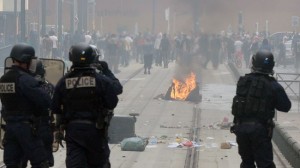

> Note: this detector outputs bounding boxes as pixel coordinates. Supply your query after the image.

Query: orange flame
[170,72,196,100]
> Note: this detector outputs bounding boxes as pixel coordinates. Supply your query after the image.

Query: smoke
[173,54,201,83]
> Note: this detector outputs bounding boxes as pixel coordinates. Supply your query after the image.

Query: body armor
[63,70,102,121]
[232,74,275,121]
[0,69,34,118]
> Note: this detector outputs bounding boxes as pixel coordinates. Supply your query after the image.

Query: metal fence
[276,72,300,113]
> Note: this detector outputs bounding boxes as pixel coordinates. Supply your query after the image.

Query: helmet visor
[29,58,38,73]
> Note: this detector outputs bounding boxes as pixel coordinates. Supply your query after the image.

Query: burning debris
[165,72,202,103]
[171,72,196,100]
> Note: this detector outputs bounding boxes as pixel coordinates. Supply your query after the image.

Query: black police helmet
[35,60,46,78]
[69,44,94,66]
[251,50,275,74]
[10,43,35,63]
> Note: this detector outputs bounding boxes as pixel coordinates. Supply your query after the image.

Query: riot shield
[0,115,5,149]
[37,58,66,152]
[39,58,65,85]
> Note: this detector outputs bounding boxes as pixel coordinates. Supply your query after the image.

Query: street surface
[0,59,294,168]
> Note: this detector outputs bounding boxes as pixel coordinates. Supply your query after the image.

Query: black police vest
[63,70,102,121]
[232,74,275,121]
[0,69,34,116]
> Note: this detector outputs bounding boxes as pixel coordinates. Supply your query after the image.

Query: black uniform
[0,66,51,168]
[143,39,154,74]
[52,67,119,168]
[92,58,123,167]
[232,73,291,168]
[93,60,123,96]
[160,35,170,68]
[21,79,55,168]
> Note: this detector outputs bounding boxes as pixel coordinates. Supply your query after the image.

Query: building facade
[1,0,300,37]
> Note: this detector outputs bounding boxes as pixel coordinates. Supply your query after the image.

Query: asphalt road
[0,58,290,168]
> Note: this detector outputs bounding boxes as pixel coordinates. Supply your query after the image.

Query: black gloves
[99,61,109,72]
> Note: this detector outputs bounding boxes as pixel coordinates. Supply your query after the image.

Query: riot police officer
[22,59,55,167]
[90,44,123,95]
[0,43,51,168]
[51,43,119,168]
[231,50,291,168]
[90,45,123,165]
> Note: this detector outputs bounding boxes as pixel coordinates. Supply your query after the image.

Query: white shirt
[234,40,243,52]
[49,35,58,48]
[85,35,92,44]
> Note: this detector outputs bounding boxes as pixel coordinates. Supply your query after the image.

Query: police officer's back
[51,44,119,168]
[231,50,291,168]
[0,43,51,168]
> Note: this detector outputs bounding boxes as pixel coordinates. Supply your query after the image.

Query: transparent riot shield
[39,58,65,85]
[38,59,65,152]
[0,116,5,149]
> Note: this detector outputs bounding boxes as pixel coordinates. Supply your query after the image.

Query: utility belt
[69,119,95,125]
[68,119,105,130]
[235,118,272,126]
[231,118,275,137]
[6,119,41,136]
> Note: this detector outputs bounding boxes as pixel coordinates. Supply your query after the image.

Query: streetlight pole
[152,0,156,34]
[20,0,26,42]
[14,0,17,43]
[41,0,46,36]
[77,0,88,32]
[58,0,63,42]
[70,0,74,34]
[193,0,200,35]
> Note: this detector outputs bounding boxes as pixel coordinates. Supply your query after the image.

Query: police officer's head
[34,59,46,81]
[10,43,36,70]
[251,50,275,75]
[69,43,94,67]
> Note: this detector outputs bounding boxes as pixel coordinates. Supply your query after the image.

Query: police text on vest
[0,83,15,93]
[65,76,96,89]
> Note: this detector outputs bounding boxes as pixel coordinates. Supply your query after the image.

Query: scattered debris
[220,142,231,149]
[148,136,158,145]
[153,94,165,100]
[182,141,193,147]
[160,125,182,129]
[120,137,148,151]
[167,141,202,148]
[206,137,214,140]
[202,117,233,130]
